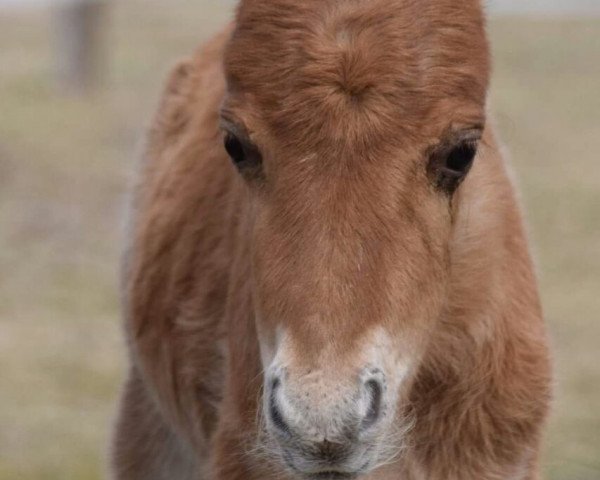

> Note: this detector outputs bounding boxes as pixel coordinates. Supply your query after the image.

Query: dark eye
[224,133,246,165]
[446,142,477,174]
[429,140,478,194]
[223,131,262,175]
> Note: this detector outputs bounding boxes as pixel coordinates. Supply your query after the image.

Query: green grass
[0,3,598,479]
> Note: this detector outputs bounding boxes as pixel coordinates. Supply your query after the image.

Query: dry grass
[0,2,598,479]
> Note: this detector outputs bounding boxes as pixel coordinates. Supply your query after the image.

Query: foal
[112,1,552,479]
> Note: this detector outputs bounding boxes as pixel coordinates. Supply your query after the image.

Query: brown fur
[111,1,552,479]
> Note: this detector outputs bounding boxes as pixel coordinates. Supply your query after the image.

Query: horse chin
[277,448,374,480]
[294,469,363,480]
[258,413,407,480]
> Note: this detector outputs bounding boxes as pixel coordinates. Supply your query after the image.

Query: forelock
[224,0,489,153]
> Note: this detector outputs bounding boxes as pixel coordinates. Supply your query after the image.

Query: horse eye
[445,142,477,174]
[223,131,262,177]
[429,139,478,194]
[224,133,246,165]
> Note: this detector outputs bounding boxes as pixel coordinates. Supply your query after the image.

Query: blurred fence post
[55,0,109,93]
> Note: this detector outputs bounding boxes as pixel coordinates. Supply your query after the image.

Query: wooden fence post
[55,0,108,93]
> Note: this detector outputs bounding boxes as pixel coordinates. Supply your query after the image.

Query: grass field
[0,2,599,479]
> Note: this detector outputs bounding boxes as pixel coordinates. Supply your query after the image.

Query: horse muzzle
[263,366,390,479]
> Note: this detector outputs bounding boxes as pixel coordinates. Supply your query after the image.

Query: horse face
[222,0,488,477]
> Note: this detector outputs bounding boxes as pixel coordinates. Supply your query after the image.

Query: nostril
[361,378,383,430]
[268,377,291,435]
[270,376,280,391]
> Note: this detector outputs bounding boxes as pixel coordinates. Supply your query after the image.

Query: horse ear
[153,59,194,145]
[164,59,193,97]
[481,0,493,23]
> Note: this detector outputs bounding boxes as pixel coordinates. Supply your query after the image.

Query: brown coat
[111,2,552,480]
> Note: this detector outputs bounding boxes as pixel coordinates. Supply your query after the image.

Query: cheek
[251,221,317,324]
[250,215,283,318]
[250,224,303,370]
[255,322,284,371]
[383,238,451,341]
[250,258,283,371]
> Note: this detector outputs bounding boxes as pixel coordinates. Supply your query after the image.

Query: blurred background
[0,1,598,479]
